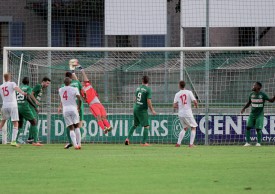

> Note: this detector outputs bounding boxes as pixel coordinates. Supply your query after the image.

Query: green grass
[0,144,275,194]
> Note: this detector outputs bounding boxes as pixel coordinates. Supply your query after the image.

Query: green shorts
[247,114,264,129]
[133,109,149,127]
[18,106,35,121]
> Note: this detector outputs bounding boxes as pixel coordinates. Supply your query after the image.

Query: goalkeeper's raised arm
[77,65,89,82]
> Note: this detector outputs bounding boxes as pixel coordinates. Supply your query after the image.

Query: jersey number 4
[63,91,68,100]
[180,94,187,104]
[2,86,9,97]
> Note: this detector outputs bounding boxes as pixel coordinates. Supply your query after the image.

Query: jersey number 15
[2,86,9,97]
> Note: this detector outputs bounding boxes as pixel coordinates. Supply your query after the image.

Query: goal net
[2,47,275,145]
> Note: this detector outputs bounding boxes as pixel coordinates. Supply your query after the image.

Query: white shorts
[63,111,79,127]
[179,116,198,129]
[1,107,19,121]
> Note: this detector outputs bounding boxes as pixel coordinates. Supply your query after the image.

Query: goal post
[3,46,275,145]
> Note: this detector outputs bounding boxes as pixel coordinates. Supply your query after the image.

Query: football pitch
[0,144,275,194]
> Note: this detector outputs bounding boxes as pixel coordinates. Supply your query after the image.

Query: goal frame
[3,46,275,145]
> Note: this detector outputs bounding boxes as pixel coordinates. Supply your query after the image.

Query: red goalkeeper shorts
[90,103,107,118]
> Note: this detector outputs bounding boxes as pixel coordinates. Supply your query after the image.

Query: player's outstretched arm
[147,99,157,115]
[267,95,275,103]
[14,86,26,96]
[80,68,89,82]
[71,72,78,80]
[241,100,251,114]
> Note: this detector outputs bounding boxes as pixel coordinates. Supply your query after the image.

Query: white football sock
[70,130,77,147]
[12,128,18,142]
[75,128,81,146]
[190,129,196,145]
[177,130,186,145]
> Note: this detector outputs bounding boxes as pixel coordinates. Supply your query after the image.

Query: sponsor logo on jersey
[252,103,264,107]
[251,99,263,103]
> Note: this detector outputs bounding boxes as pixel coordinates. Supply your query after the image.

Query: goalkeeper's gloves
[69,59,78,72]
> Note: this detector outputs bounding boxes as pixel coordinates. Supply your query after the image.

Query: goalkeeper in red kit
[72,61,112,134]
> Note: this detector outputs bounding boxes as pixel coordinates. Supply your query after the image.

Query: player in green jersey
[125,76,157,146]
[27,77,51,143]
[241,82,275,146]
[16,77,42,146]
[59,62,84,149]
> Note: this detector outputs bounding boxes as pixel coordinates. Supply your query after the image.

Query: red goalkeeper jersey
[81,81,99,105]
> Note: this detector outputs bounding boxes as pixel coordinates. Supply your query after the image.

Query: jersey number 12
[180,94,187,105]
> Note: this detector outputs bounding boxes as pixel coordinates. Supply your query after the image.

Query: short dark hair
[179,80,185,89]
[65,72,72,78]
[255,82,262,88]
[42,77,51,82]
[22,77,29,85]
[64,77,71,86]
[142,75,149,84]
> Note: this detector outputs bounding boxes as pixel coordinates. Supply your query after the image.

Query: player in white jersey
[173,81,198,148]
[58,77,82,149]
[0,73,26,147]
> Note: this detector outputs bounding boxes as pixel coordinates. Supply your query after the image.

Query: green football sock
[16,128,23,143]
[28,126,33,139]
[66,128,72,144]
[246,129,251,143]
[256,129,262,144]
[142,128,149,144]
[32,125,38,143]
[127,126,136,139]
